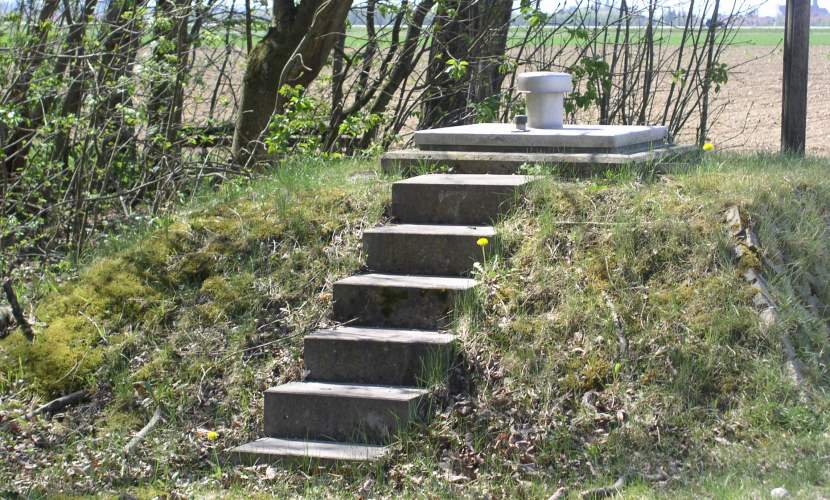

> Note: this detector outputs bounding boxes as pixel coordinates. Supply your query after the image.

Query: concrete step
[264,382,429,445]
[392,174,535,225]
[363,224,495,275]
[230,437,388,465]
[305,326,454,386]
[332,273,476,330]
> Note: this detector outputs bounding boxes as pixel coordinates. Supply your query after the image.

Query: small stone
[770,487,789,498]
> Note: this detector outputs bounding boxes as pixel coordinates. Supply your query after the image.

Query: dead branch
[725,205,810,400]
[0,305,13,339]
[3,279,34,341]
[548,487,567,500]
[29,390,88,418]
[580,475,626,499]
[602,290,627,358]
[123,406,163,456]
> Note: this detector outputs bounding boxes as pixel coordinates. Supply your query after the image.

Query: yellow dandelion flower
[207,431,219,441]
[702,142,714,152]
[476,237,489,247]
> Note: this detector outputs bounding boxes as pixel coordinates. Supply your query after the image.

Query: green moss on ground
[0,159,388,402]
[1,154,829,498]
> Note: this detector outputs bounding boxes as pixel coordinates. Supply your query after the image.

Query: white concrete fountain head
[517,72,573,129]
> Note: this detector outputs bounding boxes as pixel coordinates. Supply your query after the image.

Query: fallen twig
[123,406,163,456]
[602,291,627,358]
[580,475,625,499]
[3,279,34,341]
[29,390,88,419]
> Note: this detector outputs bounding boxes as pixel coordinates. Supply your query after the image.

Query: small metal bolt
[514,114,528,132]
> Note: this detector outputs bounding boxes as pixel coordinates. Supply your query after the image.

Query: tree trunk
[1,0,62,177]
[420,0,512,129]
[91,0,148,177]
[231,0,353,167]
[470,0,512,111]
[51,0,99,167]
[145,0,192,174]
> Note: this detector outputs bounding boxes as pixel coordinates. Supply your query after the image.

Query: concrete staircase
[231,173,534,465]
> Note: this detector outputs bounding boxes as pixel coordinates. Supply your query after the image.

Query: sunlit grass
[1,153,828,497]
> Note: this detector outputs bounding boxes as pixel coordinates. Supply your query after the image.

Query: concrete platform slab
[414,123,667,153]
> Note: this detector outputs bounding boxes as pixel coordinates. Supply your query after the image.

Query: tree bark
[469,0,512,109]
[231,0,353,167]
[145,0,192,174]
[420,0,512,129]
[1,0,62,177]
[50,0,99,167]
[91,0,148,176]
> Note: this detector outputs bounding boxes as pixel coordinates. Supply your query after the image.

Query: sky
[539,0,830,18]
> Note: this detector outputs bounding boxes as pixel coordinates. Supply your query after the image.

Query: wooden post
[781,0,810,155]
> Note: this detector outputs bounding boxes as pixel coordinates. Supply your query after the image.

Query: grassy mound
[1,154,828,497]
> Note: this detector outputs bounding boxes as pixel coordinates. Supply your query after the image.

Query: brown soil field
[690,45,830,155]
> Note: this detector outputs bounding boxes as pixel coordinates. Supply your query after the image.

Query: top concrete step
[392,174,535,225]
[395,173,533,187]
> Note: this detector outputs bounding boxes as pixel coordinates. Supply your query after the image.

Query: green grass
[1,153,829,498]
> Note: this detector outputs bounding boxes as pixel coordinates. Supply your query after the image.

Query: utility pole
[781,0,810,155]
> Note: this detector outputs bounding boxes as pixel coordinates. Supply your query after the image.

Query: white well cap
[517,72,573,93]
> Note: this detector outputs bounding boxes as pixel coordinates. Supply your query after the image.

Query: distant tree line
[0,0,748,269]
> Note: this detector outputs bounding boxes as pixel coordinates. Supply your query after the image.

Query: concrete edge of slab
[229,437,389,465]
[309,327,455,344]
[363,224,497,237]
[334,273,477,290]
[413,123,668,150]
[265,381,429,400]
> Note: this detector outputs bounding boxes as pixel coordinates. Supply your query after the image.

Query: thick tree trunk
[420,0,512,129]
[470,0,512,108]
[145,0,192,174]
[231,0,353,167]
[91,0,148,175]
[1,0,61,177]
[51,0,99,166]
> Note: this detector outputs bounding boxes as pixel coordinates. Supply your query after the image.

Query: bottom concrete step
[264,382,429,444]
[230,437,388,465]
